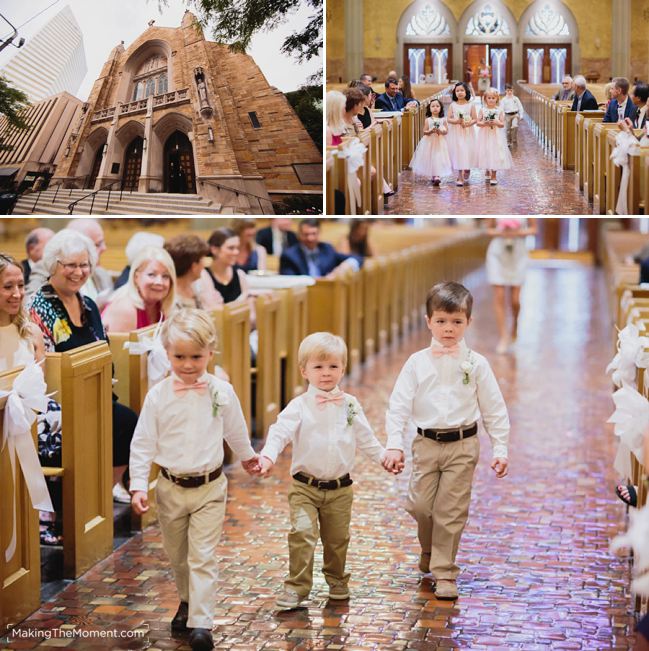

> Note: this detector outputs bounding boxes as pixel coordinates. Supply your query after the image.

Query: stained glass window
[526,4,570,36]
[406,4,450,36]
[465,4,510,36]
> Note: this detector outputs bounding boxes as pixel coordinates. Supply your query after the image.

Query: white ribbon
[337,138,367,214]
[0,363,54,562]
[610,131,639,215]
[606,322,649,388]
[610,502,649,596]
[607,383,649,465]
[124,321,170,389]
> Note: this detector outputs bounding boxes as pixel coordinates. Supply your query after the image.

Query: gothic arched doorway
[164,131,196,194]
[122,136,143,191]
[87,146,104,189]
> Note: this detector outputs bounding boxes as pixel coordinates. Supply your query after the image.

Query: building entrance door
[403,44,452,84]
[88,147,104,189]
[164,131,196,194]
[523,44,571,84]
[122,137,143,191]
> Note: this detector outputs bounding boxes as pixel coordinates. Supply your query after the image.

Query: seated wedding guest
[256,218,298,257]
[375,78,407,112]
[348,81,374,129]
[399,75,419,105]
[28,230,138,505]
[280,218,360,277]
[570,76,600,111]
[22,227,54,284]
[114,231,165,290]
[604,77,636,123]
[343,87,366,136]
[359,73,377,102]
[0,253,62,544]
[102,247,176,332]
[164,234,223,310]
[631,83,648,128]
[554,76,574,101]
[326,90,347,146]
[206,228,252,306]
[233,219,267,272]
[338,219,375,258]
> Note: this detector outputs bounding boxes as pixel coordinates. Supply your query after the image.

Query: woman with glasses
[28,229,138,506]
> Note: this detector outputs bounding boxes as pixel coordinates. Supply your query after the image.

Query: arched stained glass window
[406,4,450,36]
[525,4,570,36]
[465,4,510,36]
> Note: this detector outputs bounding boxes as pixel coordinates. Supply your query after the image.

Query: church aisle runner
[385,118,592,215]
[1,264,636,650]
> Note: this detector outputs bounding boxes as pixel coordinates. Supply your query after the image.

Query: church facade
[328,0,648,91]
[54,11,322,214]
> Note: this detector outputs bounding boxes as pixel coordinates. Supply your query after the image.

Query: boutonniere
[346,400,359,427]
[461,351,475,385]
[210,387,227,418]
[53,317,72,345]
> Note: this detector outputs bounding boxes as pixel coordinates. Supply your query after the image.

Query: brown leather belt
[293,472,353,490]
[161,465,223,488]
[416,423,478,443]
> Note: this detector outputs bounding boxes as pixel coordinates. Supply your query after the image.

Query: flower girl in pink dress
[446,82,477,187]
[409,99,452,186]
[476,88,512,185]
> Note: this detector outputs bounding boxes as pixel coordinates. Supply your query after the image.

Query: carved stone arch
[76,127,109,188]
[116,39,174,105]
[150,112,197,194]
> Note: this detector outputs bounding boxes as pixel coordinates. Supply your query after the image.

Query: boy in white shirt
[501,84,524,147]
[259,332,400,609]
[383,282,509,601]
[130,309,259,651]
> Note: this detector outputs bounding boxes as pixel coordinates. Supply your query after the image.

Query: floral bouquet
[462,113,472,126]
[430,117,442,131]
[498,219,522,252]
[484,109,498,126]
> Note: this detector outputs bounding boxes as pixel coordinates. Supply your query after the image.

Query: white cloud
[0,0,321,96]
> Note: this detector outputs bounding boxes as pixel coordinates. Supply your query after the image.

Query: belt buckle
[434,431,442,442]
[316,480,326,489]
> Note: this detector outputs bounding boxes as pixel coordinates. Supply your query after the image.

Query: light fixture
[143,137,147,151]
[102,143,108,155]
[208,126,214,142]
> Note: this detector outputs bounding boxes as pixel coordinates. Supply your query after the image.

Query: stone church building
[54,11,322,213]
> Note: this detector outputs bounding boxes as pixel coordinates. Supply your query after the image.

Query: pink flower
[498,219,522,231]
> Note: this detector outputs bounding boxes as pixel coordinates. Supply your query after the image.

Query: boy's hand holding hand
[383,449,405,474]
[491,457,508,478]
[241,455,261,476]
[131,491,149,514]
[258,455,274,477]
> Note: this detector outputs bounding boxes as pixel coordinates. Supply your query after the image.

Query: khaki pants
[406,434,480,580]
[504,113,518,145]
[286,479,354,597]
[156,472,227,629]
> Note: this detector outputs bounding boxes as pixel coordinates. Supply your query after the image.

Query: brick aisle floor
[1,263,639,650]
[384,118,592,215]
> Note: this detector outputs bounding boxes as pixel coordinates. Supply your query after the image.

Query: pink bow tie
[315,392,345,409]
[173,380,208,396]
[431,344,460,358]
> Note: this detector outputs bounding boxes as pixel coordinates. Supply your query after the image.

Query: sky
[0,0,321,98]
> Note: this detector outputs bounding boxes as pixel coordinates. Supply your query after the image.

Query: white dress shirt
[385,338,509,458]
[129,373,255,492]
[501,96,524,117]
[261,384,385,479]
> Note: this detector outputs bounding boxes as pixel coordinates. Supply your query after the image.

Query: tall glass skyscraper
[0,6,87,103]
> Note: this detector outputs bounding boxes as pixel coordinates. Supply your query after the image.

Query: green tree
[285,84,322,153]
[161,0,321,63]
[0,76,29,152]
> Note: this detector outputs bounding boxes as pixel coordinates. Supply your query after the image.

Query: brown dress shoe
[189,627,214,651]
[171,601,188,632]
[435,579,458,600]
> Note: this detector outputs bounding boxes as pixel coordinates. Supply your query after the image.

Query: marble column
[344,0,363,82]
[611,0,630,77]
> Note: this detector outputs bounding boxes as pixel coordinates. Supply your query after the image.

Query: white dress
[0,323,34,371]
[476,108,512,171]
[446,101,477,171]
[409,117,452,178]
[486,219,529,286]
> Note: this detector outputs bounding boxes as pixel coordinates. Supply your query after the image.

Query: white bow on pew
[610,503,649,596]
[606,322,649,388]
[608,384,649,478]
[337,138,366,215]
[0,363,54,562]
[124,323,170,389]
[610,131,640,215]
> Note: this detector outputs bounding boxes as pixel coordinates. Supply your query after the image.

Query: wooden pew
[255,293,281,437]
[362,258,379,359]
[593,123,623,214]
[307,276,348,345]
[575,112,605,191]
[627,146,649,216]
[281,286,308,403]
[0,368,40,636]
[583,116,605,201]
[44,341,114,579]
[346,268,363,372]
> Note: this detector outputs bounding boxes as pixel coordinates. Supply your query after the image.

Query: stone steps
[12,190,230,215]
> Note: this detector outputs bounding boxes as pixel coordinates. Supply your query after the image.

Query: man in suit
[256,218,298,257]
[631,83,648,129]
[375,78,407,112]
[554,76,575,101]
[571,76,600,112]
[279,218,360,277]
[604,77,636,123]
[21,227,54,285]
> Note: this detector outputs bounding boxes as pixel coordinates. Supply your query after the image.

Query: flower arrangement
[210,388,227,418]
[462,113,472,125]
[430,118,442,131]
[53,318,72,345]
[461,351,475,385]
[484,109,498,124]
[346,400,359,427]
